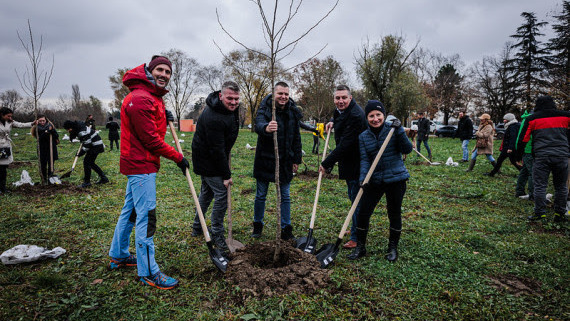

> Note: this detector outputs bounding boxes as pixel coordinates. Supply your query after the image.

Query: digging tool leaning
[225,156,244,253]
[316,127,396,268]
[169,121,228,273]
[296,128,332,254]
[412,148,441,165]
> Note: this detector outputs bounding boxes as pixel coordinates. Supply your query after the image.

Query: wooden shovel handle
[309,128,332,229]
[413,148,432,164]
[227,155,233,240]
[337,127,396,239]
[169,121,212,243]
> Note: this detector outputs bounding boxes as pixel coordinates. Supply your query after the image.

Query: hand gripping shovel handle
[336,127,396,240]
[169,121,228,272]
[309,128,332,229]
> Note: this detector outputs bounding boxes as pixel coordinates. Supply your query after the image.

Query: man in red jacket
[108,55,189,290]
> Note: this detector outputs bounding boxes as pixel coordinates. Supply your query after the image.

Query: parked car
[411,119,436,133]
[495,123,505,139]
[434,125,457,138]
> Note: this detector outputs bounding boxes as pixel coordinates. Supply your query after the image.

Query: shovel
[413,148,441,165]
[296,128,332,254]
[316,127,396,268]
[60,143,83,179]
[225,156,244,253]
[169,121,228,273]
[48,133,61,185]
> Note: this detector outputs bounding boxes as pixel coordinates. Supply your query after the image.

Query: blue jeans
[346,179,361,241]
[254,180,291,228]
[461,140,470,161]
[109,173,159,277]
[471,150,495,162]
[192,176,228,236]
[417,139,431,157]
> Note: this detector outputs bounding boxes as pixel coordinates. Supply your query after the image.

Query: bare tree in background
[71,84,81,110]
[217,0,339,261]
[0,90,23,112]
[163,49,201,128]
[198,64,226,93]
[15,20,54,115]
[109,68,130,116]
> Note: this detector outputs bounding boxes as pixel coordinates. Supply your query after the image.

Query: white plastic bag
[13,170,34,187]
[1,245,66,265]
[445,157,458,167]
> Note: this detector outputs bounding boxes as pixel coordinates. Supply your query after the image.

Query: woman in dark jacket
[485,113,522,176]
[348,100,413,262]
[63,120,108,187]
[105,117,120,151]
[31,115,59,182]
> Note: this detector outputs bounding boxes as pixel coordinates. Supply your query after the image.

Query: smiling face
[37,117,47,125]
[220,88,240,112]
[2,113,13,122]
[274,85,290,108]
[151,64,172,88]
[334,90,352,111]
[367,110,385,128]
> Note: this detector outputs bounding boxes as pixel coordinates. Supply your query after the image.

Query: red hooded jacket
[120,64,182,175]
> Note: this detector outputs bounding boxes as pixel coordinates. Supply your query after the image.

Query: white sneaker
[519,195,530,200]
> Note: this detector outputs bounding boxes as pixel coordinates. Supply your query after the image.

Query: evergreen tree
[547,1,570,110]
[431,64,463,124]
[509,12,550,109]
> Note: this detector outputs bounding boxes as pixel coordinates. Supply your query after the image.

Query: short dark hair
[222,81,239,93]
[1,107,13,116]
[335,85,351,95]
[274,81,289,90]
[108,116,113,121]
[36,114,46,120]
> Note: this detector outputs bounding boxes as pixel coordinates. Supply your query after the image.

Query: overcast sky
[0,0,563,107]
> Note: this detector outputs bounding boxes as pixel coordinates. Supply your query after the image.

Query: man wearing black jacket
[455,111,473,162]
[517,96,570,222]
[320,85,367,249]
[190,81,240,254]
[416,111,432,161]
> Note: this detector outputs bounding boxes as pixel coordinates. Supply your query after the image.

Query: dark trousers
[489,150,521,175]
[0,165,7,193]
[533,156,568,215]
[109,139,119,150]
[83,150,104,183]
[357,180,407,232]
[312,136,320,154]
[40,155,54,180]
[516,154,534,196]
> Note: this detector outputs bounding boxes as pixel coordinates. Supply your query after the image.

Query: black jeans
[0,165,7,193]
[312,136,320,153]
[533,156,568,215]
[109,139,119,150]
[357,180,407,232]
[489,150,521,175]
[83,149,104,183]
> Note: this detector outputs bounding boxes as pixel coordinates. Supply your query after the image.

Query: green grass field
[0,127,568,320]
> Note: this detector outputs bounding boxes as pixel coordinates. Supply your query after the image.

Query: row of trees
[3,3,568,129]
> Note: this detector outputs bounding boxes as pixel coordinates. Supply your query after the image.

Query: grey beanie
[503,113,516,122]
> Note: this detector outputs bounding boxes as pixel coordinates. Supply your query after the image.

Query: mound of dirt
[487,274,541,297]
[296,170,338,180]
[226,240,332,297]
[11,181,89,197]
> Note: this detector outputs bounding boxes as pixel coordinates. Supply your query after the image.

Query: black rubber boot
[281,225,295,241]
[465,159,476,172]
[96,174,109,184]
[347,228,368,260]
[385,228,401,262]
[211,232,229,257]
[251,222,263,238]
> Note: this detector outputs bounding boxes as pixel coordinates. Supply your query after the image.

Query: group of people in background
[1,53,567,292]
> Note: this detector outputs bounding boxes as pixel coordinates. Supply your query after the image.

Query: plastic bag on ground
[13,170,34,187]
[1,245,66,265]
[445,157,458,167]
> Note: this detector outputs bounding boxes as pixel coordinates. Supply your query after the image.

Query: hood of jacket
[122,64,169,97]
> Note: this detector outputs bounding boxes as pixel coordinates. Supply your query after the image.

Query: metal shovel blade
[315,239,342,268]
[206,241,228,273]
[226,238,245,253]
[296,229,317,254]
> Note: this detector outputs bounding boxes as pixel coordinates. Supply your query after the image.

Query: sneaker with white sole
[140,271,179,290]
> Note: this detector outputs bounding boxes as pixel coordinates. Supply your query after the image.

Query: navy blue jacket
[253,94,303,183]
[321,99,367,180]
[359,121,413,184]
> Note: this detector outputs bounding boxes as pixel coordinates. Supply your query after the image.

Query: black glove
[177,157,190,176]
[77,149,86,157]
[360,181,370,192]
[390,118,401,128]
[165,110,174,122]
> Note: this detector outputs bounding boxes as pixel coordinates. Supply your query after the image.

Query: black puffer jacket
[35,122,59,162]
[321,99,367,180]
[192,91,239,179]
[417,117,430,140]
[455,115,473,140]
[253,94,302,183]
